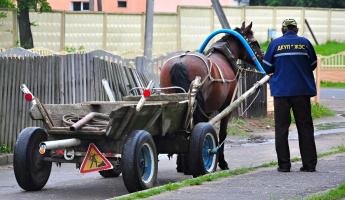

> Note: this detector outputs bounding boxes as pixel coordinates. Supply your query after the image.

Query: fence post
[314,57,321,103]
[102,13,107,50]
[60,11,66,51]
[12,9,18,46]
[272,7,277,31]
[241,7,246,23]
[141,13,145,51]
[301,8,305,36]
[177,6,181,50]
[210,8,215,33]
[327,9,332,42]
[135,56,147,74]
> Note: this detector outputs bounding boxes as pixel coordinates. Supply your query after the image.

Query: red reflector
[55,149,64,155]
[143,89,151,97]
[24,93,33,101]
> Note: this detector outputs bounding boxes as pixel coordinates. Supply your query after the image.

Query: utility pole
[143,0,154,61]
[211,0,231,29]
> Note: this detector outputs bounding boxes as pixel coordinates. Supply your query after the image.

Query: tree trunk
[17,0,34,49]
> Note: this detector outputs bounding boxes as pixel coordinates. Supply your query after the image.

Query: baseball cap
[282,19,297,28]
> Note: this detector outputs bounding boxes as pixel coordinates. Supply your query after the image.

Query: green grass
[321,81,345,88]
[227,118,248,136]
[314,41,345,56]
[260,41,270,52]
[291,103,335,123]
[305,182,345,200]
[227,116,275,136]
[0,144,11,153]
[114,145,345,200]
[260,41,345,56]
[311,103,335,119]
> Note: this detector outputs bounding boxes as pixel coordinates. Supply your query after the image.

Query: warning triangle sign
[80,143,113,173]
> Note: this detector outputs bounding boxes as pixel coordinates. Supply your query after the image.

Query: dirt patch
[227,115,275,137]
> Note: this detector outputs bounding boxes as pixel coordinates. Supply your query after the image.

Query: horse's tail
[169,62,208,123]
[170,62,191,93]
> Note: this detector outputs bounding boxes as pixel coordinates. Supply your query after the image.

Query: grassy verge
[305,182,345,200]
[291,103,335,123]
[260,41,345,56]
[227,118,249,136]
[114,145,345,200]
[321,81,345,88]
[228,103,334,135]
[227,116,274,136]
[0,144,12,154]
[314,41,345,56]
[311,103,335,119]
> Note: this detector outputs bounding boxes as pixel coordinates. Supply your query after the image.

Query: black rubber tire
[99,167,121,178]
[188,122,218,177]
[13,127,52,191]
[121,130,158,193]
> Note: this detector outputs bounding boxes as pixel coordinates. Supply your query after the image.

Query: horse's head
[219,22,263,65]
[235,22,264,64]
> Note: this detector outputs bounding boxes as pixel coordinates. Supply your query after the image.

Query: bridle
[241,31,263,62]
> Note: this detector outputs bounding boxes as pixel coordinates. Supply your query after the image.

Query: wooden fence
[0,51,145,148]
[320,51,345,69]
[0,49,267,148]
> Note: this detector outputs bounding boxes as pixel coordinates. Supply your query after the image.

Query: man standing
[263,19,318,172]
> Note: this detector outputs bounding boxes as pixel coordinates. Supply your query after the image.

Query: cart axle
[39,138,81,154]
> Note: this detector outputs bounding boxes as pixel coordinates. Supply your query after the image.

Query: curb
[0,153,13,166]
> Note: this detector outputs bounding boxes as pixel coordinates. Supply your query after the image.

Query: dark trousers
[274,96,317,169]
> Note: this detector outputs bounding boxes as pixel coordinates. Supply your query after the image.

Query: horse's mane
[218,27,253,43]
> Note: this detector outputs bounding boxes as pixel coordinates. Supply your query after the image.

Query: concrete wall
[1,6,345,57]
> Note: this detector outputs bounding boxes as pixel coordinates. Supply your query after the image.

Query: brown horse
[160,22,264,171]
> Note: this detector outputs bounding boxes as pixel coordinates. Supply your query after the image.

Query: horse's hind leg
[218,115,230,170]
[176,154,191,175]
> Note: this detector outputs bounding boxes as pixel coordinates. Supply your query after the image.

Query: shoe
[300,166,316,172]
[277,167,290,172]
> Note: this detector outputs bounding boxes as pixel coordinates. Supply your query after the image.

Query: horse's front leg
[218,115,230,170]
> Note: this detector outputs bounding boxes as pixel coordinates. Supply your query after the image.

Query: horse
[160,22,264,172]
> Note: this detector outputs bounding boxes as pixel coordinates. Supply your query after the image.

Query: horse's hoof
[218,162,229,170]
[176,166,184,173]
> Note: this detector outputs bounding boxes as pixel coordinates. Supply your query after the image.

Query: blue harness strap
[198,29,266,75]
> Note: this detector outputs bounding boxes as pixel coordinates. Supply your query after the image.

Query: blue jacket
[263,31,317,97]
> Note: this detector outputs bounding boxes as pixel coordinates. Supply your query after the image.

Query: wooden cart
[13,81,220,193]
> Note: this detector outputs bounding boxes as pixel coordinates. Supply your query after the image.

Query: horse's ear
[241,21,246,31]
[244,22,253,33]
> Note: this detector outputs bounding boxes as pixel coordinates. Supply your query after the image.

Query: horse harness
[163,51,238,88]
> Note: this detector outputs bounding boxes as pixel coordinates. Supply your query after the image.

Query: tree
[250,0,345,8]
[16,0,51,49]
[0,0,15,8]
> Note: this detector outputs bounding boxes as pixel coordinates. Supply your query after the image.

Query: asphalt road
[320,88,345,114]
[320,88,345,99]
[1,130,345,200]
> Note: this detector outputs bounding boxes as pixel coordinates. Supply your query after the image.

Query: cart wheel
[99,167,121,178]
[13,127,52,191]
[189,122,218,177]
[121,130,158,192]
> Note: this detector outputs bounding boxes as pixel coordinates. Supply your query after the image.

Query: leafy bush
[0,144,12,153]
